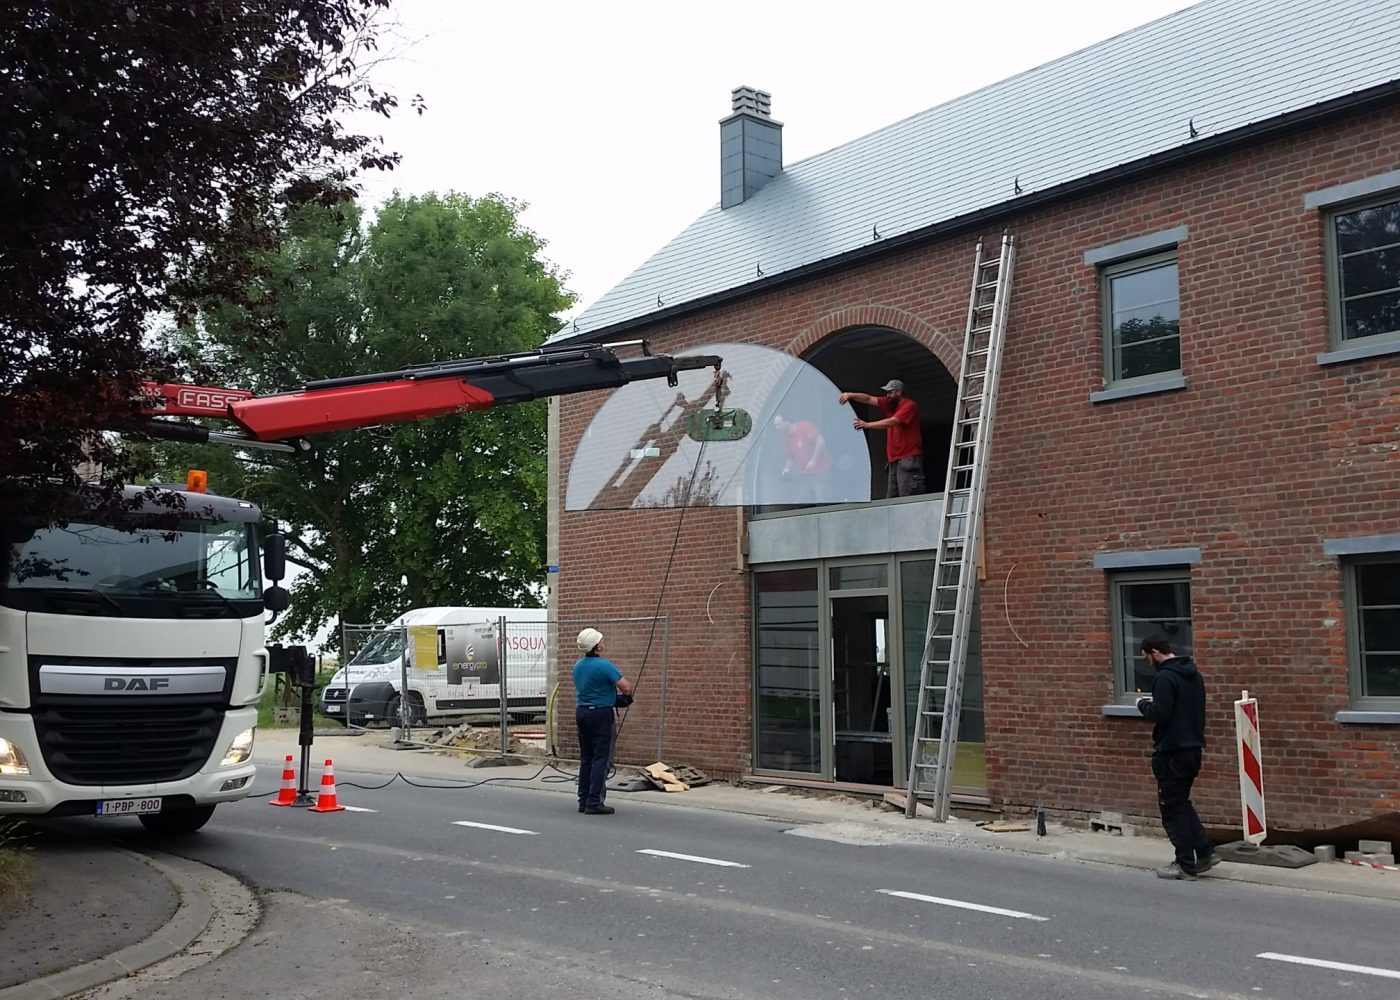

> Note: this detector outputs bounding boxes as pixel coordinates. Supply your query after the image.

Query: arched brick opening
[785,310,960,499]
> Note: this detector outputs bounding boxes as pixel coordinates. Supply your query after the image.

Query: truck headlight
[220,728,255,766]
[0,737,30,776]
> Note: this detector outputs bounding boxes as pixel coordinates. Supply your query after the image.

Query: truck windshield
[3,518,262,599]
[349,629,406,666]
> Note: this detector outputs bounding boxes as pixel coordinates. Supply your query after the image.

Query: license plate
[96,797,163,817]
[325,703,341,713]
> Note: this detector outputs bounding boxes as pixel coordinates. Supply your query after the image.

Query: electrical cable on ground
[249,759,582,798]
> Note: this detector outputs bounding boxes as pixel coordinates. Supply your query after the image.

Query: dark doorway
[802,327,957,499]
[831,594,893,785]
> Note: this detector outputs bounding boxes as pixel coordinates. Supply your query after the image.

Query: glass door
[831,593,893,785]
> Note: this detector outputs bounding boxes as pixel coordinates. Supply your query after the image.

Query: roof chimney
[720,86,782,209]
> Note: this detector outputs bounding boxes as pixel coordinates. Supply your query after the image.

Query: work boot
[1193,852,1222,875]
[584,805,615,815]
[1156,862,1197,880]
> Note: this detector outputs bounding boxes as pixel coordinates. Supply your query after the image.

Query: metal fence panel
[325,615,667,764]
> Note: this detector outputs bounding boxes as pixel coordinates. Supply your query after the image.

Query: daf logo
[105,677,171,691]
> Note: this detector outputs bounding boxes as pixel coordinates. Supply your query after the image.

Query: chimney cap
[731,86,772,118]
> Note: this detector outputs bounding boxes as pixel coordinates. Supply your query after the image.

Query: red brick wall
[553,509,751,779]
[557,101,1400,828]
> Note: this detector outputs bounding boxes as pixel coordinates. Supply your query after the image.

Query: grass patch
[0,819,32,905]
[257,668,340,730]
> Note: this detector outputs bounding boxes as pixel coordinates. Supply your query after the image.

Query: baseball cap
[880,379,904,392]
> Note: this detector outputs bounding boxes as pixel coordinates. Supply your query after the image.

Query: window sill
[1089,375,1187,404]
[1335,711,1400,725]
[1317,338,1400,366]
[1102,704,1147,717]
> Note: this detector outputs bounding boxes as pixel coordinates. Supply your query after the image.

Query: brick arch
[786,304,961,375]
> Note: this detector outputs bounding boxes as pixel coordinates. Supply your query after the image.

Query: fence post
[498,616,510,754]
[1234,689,1267,844]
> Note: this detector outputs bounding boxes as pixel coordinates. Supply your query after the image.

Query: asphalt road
[81,768,1400,999]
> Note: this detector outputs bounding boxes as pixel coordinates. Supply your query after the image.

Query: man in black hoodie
[1137,633,1220,880]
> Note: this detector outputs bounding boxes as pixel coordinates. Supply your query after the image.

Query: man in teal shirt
[573,627,632,815]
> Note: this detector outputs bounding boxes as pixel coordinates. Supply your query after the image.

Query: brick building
[547,0,1400,832]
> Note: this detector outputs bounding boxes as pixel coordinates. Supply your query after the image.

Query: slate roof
[554,0,1400,343]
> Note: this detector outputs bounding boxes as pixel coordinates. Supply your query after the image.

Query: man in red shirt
[772,415,833,502]
[838,378,925,498]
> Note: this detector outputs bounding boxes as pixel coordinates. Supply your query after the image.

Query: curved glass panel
[566,342,871,510]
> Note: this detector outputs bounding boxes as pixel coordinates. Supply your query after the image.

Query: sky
[353,0,1203,325]
[283,0,1208,646]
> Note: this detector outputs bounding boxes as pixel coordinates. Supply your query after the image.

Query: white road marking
[1257,952,1400,980]
[636,849,749,868]
[341,805,376,813]
[878,889,1049,922]
[452,820,540,836]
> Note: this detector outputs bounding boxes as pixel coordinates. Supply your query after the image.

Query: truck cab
[0,484,288,833]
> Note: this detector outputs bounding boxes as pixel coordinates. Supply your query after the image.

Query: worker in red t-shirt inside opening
[838,378,926,498]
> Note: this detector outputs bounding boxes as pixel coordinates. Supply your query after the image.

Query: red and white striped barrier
[1340,857,1400,873]
[1234,690,1267,844]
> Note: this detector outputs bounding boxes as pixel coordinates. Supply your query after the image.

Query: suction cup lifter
[686,371,753,443]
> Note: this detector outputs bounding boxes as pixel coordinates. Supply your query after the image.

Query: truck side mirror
[263,532,286,583]
[263,585,290,613]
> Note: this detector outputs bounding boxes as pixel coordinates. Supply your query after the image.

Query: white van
[320,607,550,727]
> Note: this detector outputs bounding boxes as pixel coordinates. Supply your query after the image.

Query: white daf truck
[0,483,289,833]
[321,606,550,727]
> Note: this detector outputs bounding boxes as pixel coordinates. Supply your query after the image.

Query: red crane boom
[139,341,722,452]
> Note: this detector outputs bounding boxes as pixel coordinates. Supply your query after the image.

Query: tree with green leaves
[154,193,573,642]
[1,0,416,520]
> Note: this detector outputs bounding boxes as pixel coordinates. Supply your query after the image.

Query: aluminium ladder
[905,233,1016,821]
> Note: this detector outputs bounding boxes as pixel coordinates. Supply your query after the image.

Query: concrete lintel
[1322,534,1400,557]
[1093,547,1201,570]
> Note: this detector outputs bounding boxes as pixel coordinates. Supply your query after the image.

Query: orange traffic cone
[308,758,346,813]
[268,755,297,807]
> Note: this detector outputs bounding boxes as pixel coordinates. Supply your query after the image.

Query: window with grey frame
[1326,194,1400,348]
[1109,569,1194,698]
[1345,555,1400,707]
[1101,250,1181,385]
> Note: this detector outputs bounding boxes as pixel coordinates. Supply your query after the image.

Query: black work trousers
[576,706,614,810]
[1152,748,1213,870]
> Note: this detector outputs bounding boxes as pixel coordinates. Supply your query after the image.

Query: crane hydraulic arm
[139,341,723,453]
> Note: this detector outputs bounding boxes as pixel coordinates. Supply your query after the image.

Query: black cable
[248,759,583,798]
[246,407,714,803]
[609,433,711,759]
